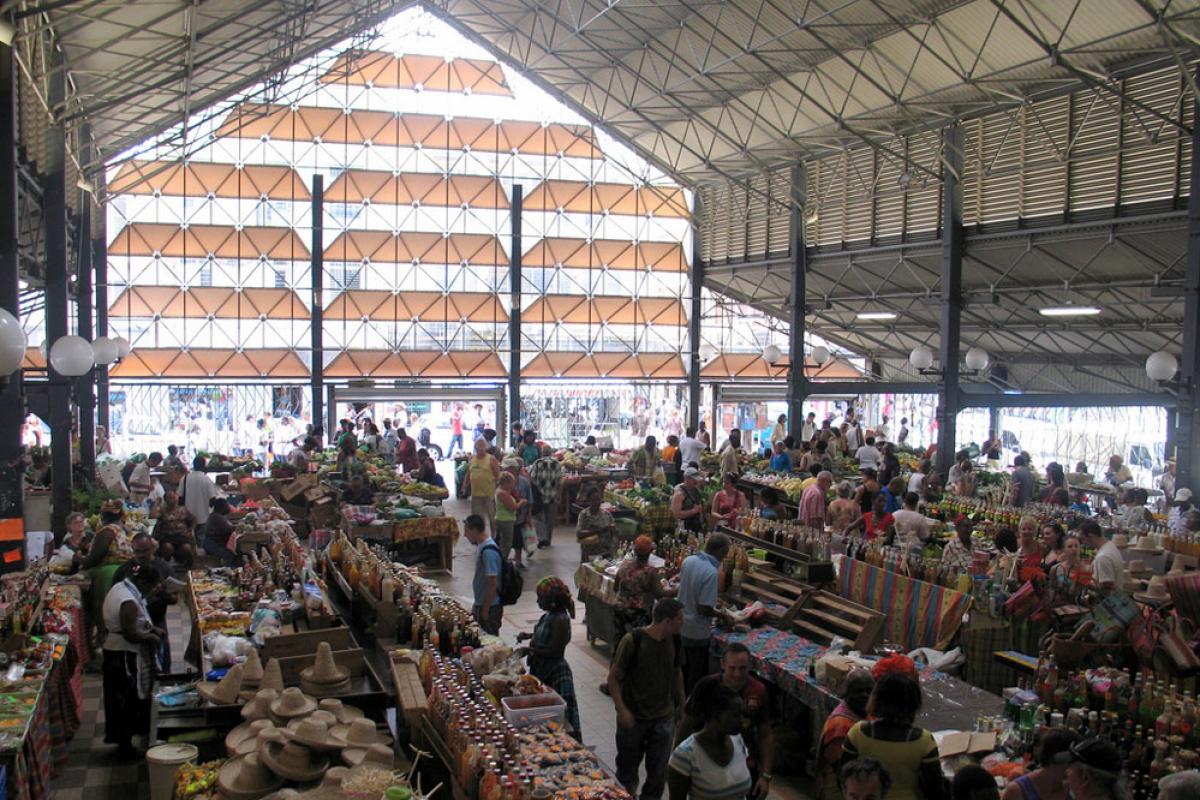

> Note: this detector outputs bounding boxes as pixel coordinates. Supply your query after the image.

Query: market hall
[1,1,1200,799]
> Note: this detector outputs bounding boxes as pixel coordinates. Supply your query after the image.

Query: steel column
[989,407,1002,443]
[687,196,702,432]
[1178,73,1200,493]
[0,42,23,544]
[76,189,95,478]
[935,125,964,475]
[509,185,522,434]
[787,164,807,439]
[45,46,72,535]
[94,199,108,433]
[1166,407,1178,462]
[310,175,324,438]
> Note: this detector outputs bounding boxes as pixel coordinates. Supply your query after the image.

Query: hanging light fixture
[0,309,26,377]
[48,335,94,377]
[909,346,934,370]
[91,336,120,366]
[811,345,830,365]
[762,344,782,364]
[112,336,132,359]
[1146,350,1179,382]
[964,347,990,372]
[698,343,718,362]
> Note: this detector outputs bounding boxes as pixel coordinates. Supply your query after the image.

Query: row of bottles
[0,561,48,637]
[740,510,831,560]
[846,538,974,589]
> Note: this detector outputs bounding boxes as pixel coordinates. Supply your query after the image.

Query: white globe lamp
[964,347,990,371]
[112,336,132,359]
[909,346,934,370]
[48,335,94,377]
[1146,350,1179,382]
[811,345,830,365]
[0,309,26,376]
[91,336,119,366]
[762,344,782,364]
[698,343,718,362]
[39,339,48,360]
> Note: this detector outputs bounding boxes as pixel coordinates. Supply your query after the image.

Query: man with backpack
[608,597,686,800]
[465,514,522,635]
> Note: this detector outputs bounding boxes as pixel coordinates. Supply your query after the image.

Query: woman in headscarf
[81,499,135,636]
[102,562,164,759]
[817,670,875,800]
[516,576,581,740]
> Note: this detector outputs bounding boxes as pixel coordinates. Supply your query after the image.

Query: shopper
[841,672,948,800]
[897,417,909,445]
[892,493,931,558]
[759,487,790,521]
[202,498,237,567]
[180,454,222,535]
[629,435,661,481]
[672,467,707,534]
[516,577,581,740]
[1040,523,1067,571]
[798,470,833,529]
[817,670,875,800]
[1042,463,1070,506]
[845,492,895,542]
[1010,455,1035,507]
[1080,521,1124,594]
[1168,488,1194,534]
[678,533,731,693]
[1158,771,1200,800]
[676,643,775,798]
[448,404,465,457]
[495,472,526,567]
[464,437,501,537]
[464,514,503,635]
[719,430,741,477]
[840,758,893,800]
[395,427,419,473]
[879,444,901,487]
[856,436,881,471]
[609,598,686,800]
[519,430,540,466]
[102,563,164,759]
[907,460,930,499]
[801,411,817,442]
[1055,738,1127,800]
[667,681,753,800]
[952,765,998,800]
[679,427,704,469]
[287,436,318,471]
[381,418,398,462]
[940,518,975,574]
[341,474,375,506]
[829,481,860,531]
[710,473,747,528]
[1000,727,1079,800]
[128,452,162,504]
[855,467,882,514]
[529,445,562,549]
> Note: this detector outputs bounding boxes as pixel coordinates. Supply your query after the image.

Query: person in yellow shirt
[662,435,679,465]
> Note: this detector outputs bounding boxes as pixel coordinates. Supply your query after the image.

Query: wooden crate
[280,474,316,502]
[783,590,885,652]
[390,654,428,733]
[736,567,807,616]
[263,627,355,661]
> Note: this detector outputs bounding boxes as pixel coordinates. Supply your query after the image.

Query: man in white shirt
[898,417,910,444]
[800,412,816,443]
[768,415,787,450]
[874,414,890,442]
[1160,460,1177,514]
[892,492,930,556]
[1081,521,1125,594]
[907,459,930,497]
[678,428,704,470]
[845,421,862,452]
[854,436,881,470]
[127,452,163,504]
[181,454,223,528]
[1169,489,1193,534]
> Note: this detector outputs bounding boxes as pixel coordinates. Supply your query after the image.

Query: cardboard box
[938,731,997,759]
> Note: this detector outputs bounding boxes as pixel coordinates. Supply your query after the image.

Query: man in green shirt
[608,597,685,800]
[628,435,660,481]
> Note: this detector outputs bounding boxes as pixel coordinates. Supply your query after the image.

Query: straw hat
[269,687,317,724]
[1135,575,1171,604]
[322,766,349,788]
[1112,533,1131,549]
[331,718,392,750]
[1127,560,1152,579]
[226,719,275,756]
[231,728,285,759]
[299,642,351,697]
[217,754,284,800]
[1129,535,1163,554]
[199,663,245,706]
[258,658,284,693]
[282,717,347,752]
[317,698,364,726]
[341,742,393,769]
[261,740,330,784]
[290,710,338,730]
[242,689,279,721]
[242,649,265,686]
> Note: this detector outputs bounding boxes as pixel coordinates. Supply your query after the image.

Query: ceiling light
[1038,305,1101,317]
[856,311,897,321]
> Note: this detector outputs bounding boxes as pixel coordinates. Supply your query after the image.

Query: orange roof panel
[322,51,512,96]
[109,223,310,260]
[524,181,689,217]
[699,354,863,380]
[523,351,685,379]
[324,349,507,378]
[522,295,687,326]
[324,171,508,208]
[522,238,686,272]
[322,290,507,323]
[109,348,308,378]
[108,160,310,200]
[108,286,309,319]
[323,230,506,266]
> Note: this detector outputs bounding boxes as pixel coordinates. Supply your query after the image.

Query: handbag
[1004,580,1049,621]
[1158,615,1200,675]
[1089,592,1139,643]
[1126,607,1159,662]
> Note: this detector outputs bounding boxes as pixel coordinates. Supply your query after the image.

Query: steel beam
[509,185,523,436]
[45,46,72,536]
[310,175,324,439]
[0,42,23,548]
[687,195,702,433]
[960,393,1176,410]
[1178,71,1200,493]
[936,125,964,475]
[94,196,108,433]
[787,164,807,439]
[76,188,95,478]
[806,382,939,396]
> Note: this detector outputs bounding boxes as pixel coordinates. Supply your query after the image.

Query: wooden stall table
[391,516,459,574]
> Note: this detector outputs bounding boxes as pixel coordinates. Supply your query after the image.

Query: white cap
[1175,488,1193,503]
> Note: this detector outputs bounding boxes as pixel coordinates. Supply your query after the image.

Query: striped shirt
[668,734,752,800]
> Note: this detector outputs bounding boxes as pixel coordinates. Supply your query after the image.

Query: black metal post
[508,185,522,435]
[989,407,1002,443]
[310,175,324,437]
[0,41,24,546]
[1166,407,1177,463]
[77,184,95,478]
[45,47,73,535]
[1178,74,1200,493]
[94,199,108,433]
[687,196,702,432]
[935,125,964,476]
[787,164,808,439]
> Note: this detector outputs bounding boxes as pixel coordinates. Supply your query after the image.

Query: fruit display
[197,452,262,475]
[398,480,450,500]
[740,471,808,501]
[174,760,221,800]
[604,485,671,514]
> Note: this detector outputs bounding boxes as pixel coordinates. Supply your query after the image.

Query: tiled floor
[47,487,812,799]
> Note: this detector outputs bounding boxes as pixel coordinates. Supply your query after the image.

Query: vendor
[1017,516,1043,570]
[516,577,581,740]
[114,534,175,673]
[845,492,894,542]
[671,467,706,533]
[26,451,51,487]
[341,473,375,505]
[202,497,237,567]
[579,435,601,457]
[615,535,675,628]
[710,473,747,527]
[629,435,661,481]
[769,441,792,473]
[415,448,444,487]
[288,436,318,471]
[1042,463,1071,506]
[80,499,135,626]
[102,562,165,759]
[817,670,875,800]
[151,490,196,568]
[576,486,616,558]
[759,486,790,521]
[828,482,860,531]
[1049,534,1085,601]
[128,451,163,504]
[941,518,975,573]
[1079,521,1123,595]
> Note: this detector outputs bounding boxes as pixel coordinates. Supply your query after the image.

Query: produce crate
[501,691,566,729]
[240,480,272,501]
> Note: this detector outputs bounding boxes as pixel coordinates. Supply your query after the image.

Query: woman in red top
[1017,515,1044,571]
[844,493,894,542]
[710,473,748,528]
